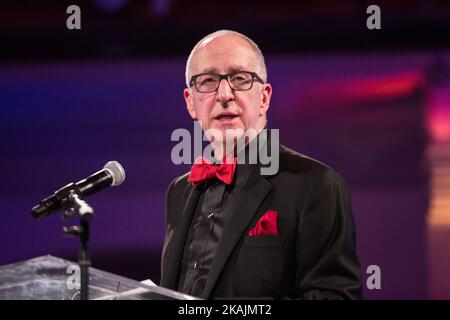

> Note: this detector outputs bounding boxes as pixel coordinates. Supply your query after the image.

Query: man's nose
[216,78,234,103]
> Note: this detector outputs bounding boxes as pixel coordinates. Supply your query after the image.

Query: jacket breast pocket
[235,235,284,297]
[241,234,282,248]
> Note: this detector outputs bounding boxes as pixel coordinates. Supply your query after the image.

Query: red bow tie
[188,156,236,186]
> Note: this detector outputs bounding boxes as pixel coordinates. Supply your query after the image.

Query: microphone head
[103,161,126,186]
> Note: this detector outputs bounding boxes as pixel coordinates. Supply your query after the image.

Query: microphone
[31,161,125,220]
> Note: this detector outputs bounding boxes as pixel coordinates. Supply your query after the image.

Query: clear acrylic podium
[0,255,198,300]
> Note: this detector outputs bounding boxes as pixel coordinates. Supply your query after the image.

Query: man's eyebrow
[200,67,218,74]
[227,66,248,73]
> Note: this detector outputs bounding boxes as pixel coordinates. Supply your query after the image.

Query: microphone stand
[63,190,94,300]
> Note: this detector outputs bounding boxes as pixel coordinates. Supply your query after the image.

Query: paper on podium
[141,279,156,286]
[93,279,160,300]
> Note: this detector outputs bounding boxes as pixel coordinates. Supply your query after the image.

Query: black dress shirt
[177,164,253,297]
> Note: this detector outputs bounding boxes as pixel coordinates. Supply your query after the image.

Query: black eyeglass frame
[189,71,265,93]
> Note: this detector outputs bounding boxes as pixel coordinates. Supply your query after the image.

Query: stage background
[1,1,450,299]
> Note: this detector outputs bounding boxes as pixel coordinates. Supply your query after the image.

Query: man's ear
[184,88,197,119]
[260,83,272,116]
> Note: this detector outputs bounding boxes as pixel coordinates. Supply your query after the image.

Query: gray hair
[185,30,268,88]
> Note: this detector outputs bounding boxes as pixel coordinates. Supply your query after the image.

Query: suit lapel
[161,183,201,289]
[202,168,274,298]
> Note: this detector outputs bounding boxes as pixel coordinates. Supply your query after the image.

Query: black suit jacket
[160,141,362,299]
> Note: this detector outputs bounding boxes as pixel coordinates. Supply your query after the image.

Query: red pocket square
[248,210,278,237]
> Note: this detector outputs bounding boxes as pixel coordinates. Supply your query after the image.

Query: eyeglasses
[189,71,264,93]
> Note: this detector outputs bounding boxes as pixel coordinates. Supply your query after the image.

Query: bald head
[185,30,267,87]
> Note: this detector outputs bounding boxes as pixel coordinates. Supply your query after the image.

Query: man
[160,30,362,299]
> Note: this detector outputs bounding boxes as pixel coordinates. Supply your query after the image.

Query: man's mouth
[214,113,240,122]
[215,115,238,121]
